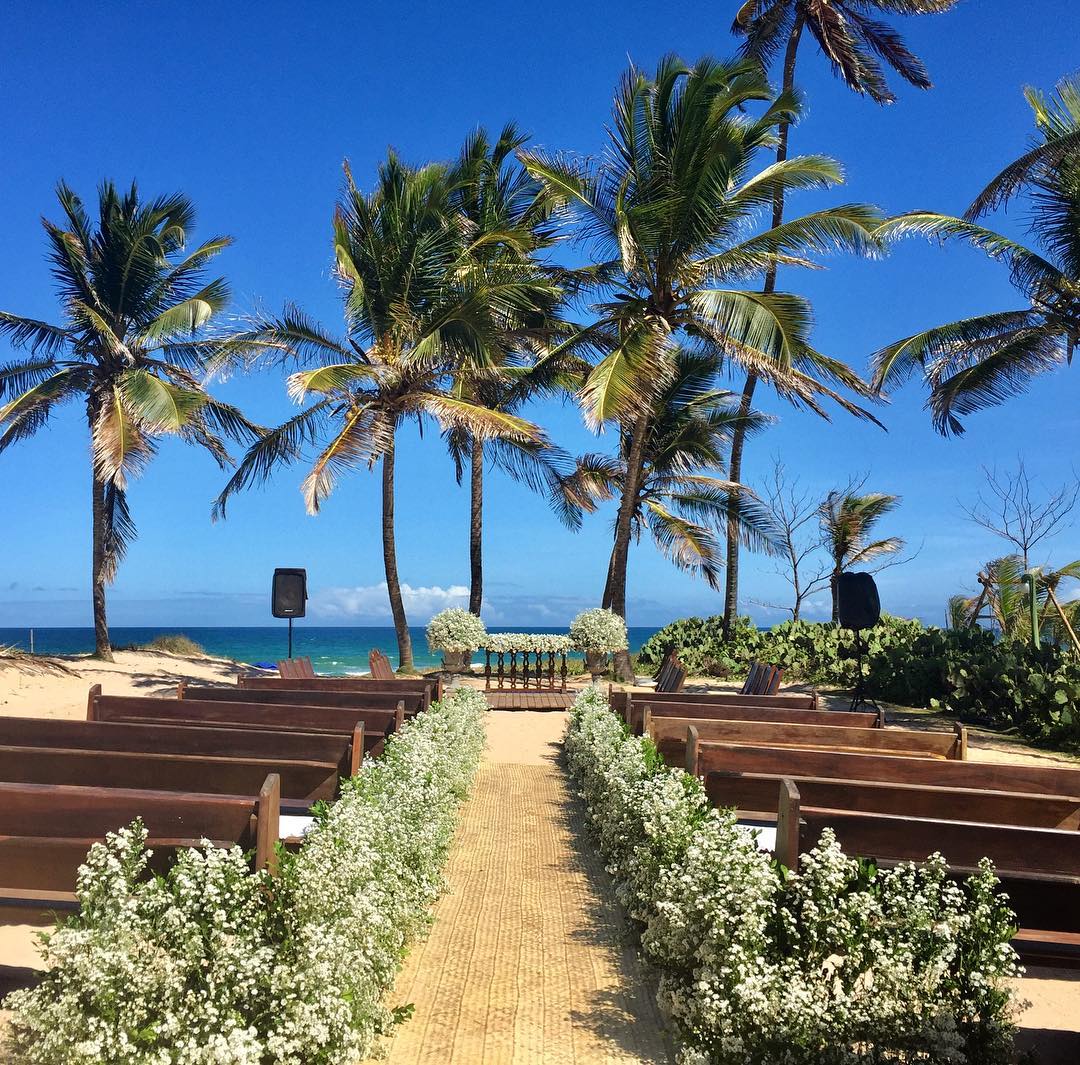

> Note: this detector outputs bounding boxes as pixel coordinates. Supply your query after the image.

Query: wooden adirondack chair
[368,649,396,680]
[278,656,315,680]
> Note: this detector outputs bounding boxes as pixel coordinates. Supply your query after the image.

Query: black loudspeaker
[271,568,307,619]
[836,571,880,631]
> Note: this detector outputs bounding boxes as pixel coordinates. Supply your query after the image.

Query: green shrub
[143,633,206,657]
[639,613,1080,747]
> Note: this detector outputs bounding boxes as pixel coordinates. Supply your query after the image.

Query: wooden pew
[658,716,965,769]
[0,776,281,991]
[688,739,1080,796]
[0,774,280,904]
[0,745,339,803]
[629,699,878,735]
[179,682,424,715]
[771,778,1080,966]
[704,770,1080,830]
[612,687,823,732]
[89,687,402,752]
[0,715,365,779]
[278,656,315,679]
[238,674,440,709]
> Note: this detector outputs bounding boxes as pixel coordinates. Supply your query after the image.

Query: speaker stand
[849,629,880,715]
[288,617,294,660]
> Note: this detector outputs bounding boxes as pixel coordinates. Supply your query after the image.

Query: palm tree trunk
[468,435,483,616]
[90,466,114,662]
[605,412,649,682]
[722,14,806,638]
[381,436,414,672]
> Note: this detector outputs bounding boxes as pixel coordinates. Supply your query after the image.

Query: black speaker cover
[836,571,880,631]
[272,568,307,618]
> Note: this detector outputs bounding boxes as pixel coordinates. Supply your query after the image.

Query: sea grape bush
[568,608,629,653]
[564,687,1021,1064]
[2,687,488,1065]
[426,607,488,653]
[638,614,1080,746]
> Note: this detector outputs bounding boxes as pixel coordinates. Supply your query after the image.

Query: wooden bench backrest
[0,715,358,776]
[692,740,1080,796]
[611,688,820,729]
[629,700,877,734]
[0,774,279,894]
[663,717,964,770]
[0,744,339,803]
[181,682,424,714]
[774,779,1080,879]
[705,770,1080,830]
[238,674,438,708]
[90,688,402,743]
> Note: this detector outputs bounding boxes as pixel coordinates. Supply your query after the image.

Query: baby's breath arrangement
[425,607,487,655]
[569,608,628,653]
[565,686,1021,1064]
[486,632,572,654]
[3,687,488,1064]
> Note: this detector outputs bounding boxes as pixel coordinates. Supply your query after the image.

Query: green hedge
[639,614,1080,747]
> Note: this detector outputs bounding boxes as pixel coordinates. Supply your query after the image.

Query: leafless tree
[755,458,832,621]
[961,460,1079,568]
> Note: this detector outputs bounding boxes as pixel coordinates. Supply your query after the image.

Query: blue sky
[2,0,1079,631]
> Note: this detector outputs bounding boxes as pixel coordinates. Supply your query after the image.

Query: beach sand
[1,661,1077,1059]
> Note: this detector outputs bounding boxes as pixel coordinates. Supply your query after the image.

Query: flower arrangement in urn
[426,608,487,673]
[569,608,628,681]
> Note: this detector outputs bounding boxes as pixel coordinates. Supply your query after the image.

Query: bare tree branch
[960,458,1079,568]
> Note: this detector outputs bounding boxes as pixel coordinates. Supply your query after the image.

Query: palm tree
[522,55,882,677]
[725,0,956,633]
[215,155,557,672]
[872,76,1080,432]
[819,489,904,622]
[566,348,779,593]
[0,181,259,660]
[443,125,575,615]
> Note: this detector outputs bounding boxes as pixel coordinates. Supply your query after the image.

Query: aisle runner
[378,755,673,1064]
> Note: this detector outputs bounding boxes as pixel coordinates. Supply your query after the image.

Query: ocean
[0,625,661,674]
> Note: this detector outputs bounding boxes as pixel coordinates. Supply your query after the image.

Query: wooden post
[349,722,365,776]
[394,700,405,735]
[642,704,652,737]
[86,684,101,721]
[875,704,886,729]
[685,724,700,776]
[809,688,819,711]
[255,773,281,877]
[176,680,187,700]
[775,778,801,873]
[954,723,968,761]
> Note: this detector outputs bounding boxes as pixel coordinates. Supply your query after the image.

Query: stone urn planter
[440,650,470,675]
[584,650,608,682]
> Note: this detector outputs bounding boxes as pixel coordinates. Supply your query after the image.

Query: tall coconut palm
[565,348,779,593]
[819,489,904,622]
[872,76,1080,433]
[522,55,882,677]
[443,125,576,615]
[724,0,957,634]
[0,181,259,660]
[214,155,558,671]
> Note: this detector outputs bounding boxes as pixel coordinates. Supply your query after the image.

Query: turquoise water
[0,626,659,674]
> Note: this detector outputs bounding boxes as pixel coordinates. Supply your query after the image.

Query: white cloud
[309,582,469,623]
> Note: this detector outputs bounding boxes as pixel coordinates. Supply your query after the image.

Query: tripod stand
[848,628,880,714]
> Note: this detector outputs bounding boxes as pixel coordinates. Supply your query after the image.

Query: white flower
[569,608,628,653]
[426,607,488,654]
